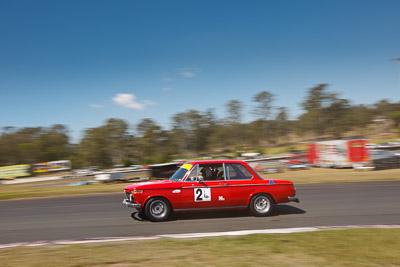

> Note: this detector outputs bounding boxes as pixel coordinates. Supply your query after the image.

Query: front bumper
[288,196,300,203]
[122,199,142,209]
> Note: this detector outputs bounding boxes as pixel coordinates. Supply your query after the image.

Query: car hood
[124,180,180,191]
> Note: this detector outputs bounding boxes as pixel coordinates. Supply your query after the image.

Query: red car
[123,160,299,222]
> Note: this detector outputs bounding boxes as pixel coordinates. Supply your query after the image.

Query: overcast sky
[1,0,399,141]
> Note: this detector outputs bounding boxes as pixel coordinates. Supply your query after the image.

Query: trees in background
[275,107,290,142]
[1,85,399,168]
[136,118,172,164]
[0,125,70,166]
[171,109,216,156]
[252,91,274,121]
[77,119,135,168]
[300,84,352,138]
[224,100,244,150]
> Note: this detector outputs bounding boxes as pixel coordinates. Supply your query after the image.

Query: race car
[123,160,299,222]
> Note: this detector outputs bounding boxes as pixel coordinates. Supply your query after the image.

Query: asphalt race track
[1,181,399,244]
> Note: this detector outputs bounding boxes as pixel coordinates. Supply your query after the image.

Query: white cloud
[162,87,172,91]
[163,77,173,82]
[142,100,156,106]
[112,93,154,110]
[90,104,103,108]
[178,68,200,78]
[181,71,195,78]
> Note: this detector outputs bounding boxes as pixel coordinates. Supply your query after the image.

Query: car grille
[125,191,135,202]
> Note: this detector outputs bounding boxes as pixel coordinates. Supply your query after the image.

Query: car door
[224,163,256,207]
[179,163,230,211]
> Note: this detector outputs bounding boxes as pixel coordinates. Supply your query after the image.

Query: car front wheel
[144,197,171,222]
[249,194,274,217]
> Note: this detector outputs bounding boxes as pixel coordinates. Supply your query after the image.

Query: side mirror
[197,176,206,185]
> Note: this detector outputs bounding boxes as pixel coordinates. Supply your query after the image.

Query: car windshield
[169,163,192,182]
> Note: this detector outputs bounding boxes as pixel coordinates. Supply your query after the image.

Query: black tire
[144,197,171,222]
[249,194,274,217]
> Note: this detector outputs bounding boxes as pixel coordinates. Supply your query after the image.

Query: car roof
[185,159,247,165]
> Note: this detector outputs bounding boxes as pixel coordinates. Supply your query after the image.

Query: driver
[200,167,213,180]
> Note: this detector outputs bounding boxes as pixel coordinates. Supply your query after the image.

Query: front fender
[142,195,173,211]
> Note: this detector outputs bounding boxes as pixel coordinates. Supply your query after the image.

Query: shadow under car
[130,204,305,222]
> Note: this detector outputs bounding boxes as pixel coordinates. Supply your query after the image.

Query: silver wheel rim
[254,196,270,213]
[149,200,167,218]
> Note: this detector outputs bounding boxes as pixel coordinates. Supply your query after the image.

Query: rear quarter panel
[247,182,296,205]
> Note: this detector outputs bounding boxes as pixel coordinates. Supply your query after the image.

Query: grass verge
[1,168,399,201]
[0,182,124,200]
[0,229,399,266]
[266,167,400,184]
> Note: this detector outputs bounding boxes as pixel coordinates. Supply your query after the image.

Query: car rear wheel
[144,197,171,222]
[249,194,274,217]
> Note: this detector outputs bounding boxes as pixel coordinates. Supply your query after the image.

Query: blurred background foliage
[1,84,400,168]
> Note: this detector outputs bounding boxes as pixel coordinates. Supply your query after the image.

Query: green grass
[0,229,399,266]
[266,167,400,184]
[0,182,124,200]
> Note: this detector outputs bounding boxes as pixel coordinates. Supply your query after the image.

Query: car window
[226,163,253,180]
[199,163,225,181]
[185,164,199,182]
[185,163,225,181]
